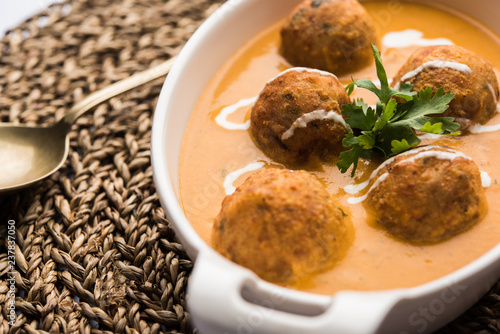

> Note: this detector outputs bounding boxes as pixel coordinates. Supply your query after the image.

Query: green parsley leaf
[420,121,443,134]
[394,82,418,101]
[428,117,461,134]
[391,138,413,154]
[342,132,360,147]
[338,144,364,176]
[343,99,377,131]
[377,122,419,157]
[345,82,356,96]
[373,98,397,132]
[401,87,455,123]
[358,133,376,149]
[388,87,459,135]
[336,44,461,176]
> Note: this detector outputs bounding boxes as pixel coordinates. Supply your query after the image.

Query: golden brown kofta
[250,68,350,166]
[212,168,353,284]
[392,45,499,131]
[280,0,377,76]
[364,146,487,244]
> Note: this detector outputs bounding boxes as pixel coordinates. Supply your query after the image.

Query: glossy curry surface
[179,1,500,295]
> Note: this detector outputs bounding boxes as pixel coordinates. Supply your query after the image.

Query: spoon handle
[59,56,176,127]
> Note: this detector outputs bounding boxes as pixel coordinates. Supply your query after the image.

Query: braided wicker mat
[0,0,499,333]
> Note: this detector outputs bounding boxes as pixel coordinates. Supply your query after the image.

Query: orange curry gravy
[179,1,500,295]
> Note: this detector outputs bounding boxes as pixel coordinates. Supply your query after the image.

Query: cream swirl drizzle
[468,84,500,134]
[395,60,471,89]
[345,146,490,204]
[281,109,349,141]
[487,83,498,105]
[344,146,453,195]
[469,122,500,134]
[265,67,338,85]
[215,96,257,130]
[481,171,492,188]
[382,29,454,49]
[223,161,265,195]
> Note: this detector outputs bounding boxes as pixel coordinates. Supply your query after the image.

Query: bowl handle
[187,251,402,334]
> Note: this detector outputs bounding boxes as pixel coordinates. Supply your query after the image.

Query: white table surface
[0,0,61,37]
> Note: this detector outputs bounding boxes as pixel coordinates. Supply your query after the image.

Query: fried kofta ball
[280,0,377,76]
[364,146,487,244]
[250,68,350,166]
[392,45,500,131]
[212,168,353,284]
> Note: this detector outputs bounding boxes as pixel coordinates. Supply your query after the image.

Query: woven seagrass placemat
[0,0,499,333]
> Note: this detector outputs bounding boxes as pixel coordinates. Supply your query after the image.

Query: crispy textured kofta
[250,68,350,166]
[212,168,353,284]
[392,45,500,131]
[364,146,487,244]
[280,0,377,75]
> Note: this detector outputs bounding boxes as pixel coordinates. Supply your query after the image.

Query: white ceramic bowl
[151,0,500,333]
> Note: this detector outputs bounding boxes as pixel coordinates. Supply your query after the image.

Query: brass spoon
[0,57,176,193]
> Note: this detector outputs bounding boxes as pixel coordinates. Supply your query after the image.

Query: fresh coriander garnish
[337,45,461,177]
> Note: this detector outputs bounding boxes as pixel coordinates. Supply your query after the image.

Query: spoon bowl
[0,122,68,192]
[0,57,175,193]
